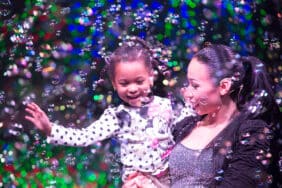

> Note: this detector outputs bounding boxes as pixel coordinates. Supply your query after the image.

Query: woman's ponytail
[239,56,278,123]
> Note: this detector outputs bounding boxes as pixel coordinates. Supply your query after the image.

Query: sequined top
[47,96,194,180]
[169,143,214,188]
[171,118,274,187]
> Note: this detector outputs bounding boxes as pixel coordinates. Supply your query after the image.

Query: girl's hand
[122,172,158,188]
[25,102,52,136]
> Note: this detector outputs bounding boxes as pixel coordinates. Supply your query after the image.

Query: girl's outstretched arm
[25,102,52,136]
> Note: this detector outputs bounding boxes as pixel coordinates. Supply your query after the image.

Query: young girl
[25,37,193,186]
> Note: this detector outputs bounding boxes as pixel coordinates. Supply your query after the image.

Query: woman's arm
[217,119,272,187]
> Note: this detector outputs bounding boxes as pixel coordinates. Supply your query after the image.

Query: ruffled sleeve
[217,119,272,188]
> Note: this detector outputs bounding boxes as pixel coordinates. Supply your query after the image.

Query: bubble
[55,30,61,36]
[46,104,54,112]
[78,70,88,84]
[241,132,251,138]
[8,129,20,136]
[0,0,12,17]
[214,175,224,181]
[165,13,179,24]
[50,158,59,170]
[104,153,114,164]
[240,139,250,145]
[0,91,5,104]
[50,74,61,85]
[225,149,233,159]
[65,154,76,166]
[10,34,28,44]
[60,7,71,15]
[90,61,97,70]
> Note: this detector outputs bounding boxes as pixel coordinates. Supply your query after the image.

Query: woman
[124,44,280,187]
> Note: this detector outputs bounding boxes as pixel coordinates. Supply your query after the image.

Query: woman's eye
[191,84,199,89]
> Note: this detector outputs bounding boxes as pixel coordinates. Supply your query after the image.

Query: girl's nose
[128,85,138,93]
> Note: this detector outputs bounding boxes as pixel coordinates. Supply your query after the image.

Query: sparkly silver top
[169,143,214,188]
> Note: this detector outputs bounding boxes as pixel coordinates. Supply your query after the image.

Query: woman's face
[184,58,222,115]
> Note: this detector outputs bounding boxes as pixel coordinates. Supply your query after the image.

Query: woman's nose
[181,87,193,100]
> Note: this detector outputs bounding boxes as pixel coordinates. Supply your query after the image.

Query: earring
[237,84,243,102]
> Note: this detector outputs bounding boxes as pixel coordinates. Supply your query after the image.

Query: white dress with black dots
[47,96,195,180]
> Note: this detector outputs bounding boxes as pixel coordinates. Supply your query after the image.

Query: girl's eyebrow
[188,78,197,82]
[136,76,145,79]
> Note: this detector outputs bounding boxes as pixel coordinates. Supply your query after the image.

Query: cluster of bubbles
[0,0,281,187]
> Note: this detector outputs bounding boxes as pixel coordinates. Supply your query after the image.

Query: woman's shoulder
[238,118,269,131]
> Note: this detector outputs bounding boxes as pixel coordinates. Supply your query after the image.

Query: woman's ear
[219,78,232,95]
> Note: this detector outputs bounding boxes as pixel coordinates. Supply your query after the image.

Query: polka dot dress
[47,96,195,180]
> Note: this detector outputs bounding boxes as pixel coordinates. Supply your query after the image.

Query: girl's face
[184,58,222,115]
[111,60,153,107]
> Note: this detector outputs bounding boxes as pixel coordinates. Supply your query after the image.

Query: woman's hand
[122,172,158,188]
[25,102,52,136]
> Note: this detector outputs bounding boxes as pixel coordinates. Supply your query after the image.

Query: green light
[101,10,107,17]
[191,19,197,26]
[38,31,45,37]
[165,22,172,30]
[98,172,107,185]
[226,3,234,16]
[156,34,163,41]
[182,20,189,28]
[93,94,104,101]
[256,38,265,49]
[186,0,196,8]
[77,163,83,170]
[50,4,57,13]
[188,10,196,17]
[168,61,178,67]
[165,22,172,36]
[260,9,266,16]
[21,170,27,177]
[90,26,96,33]
[108,21,113,27]
[246,13,252,20]
[170,0,180,8]
[87,172,97,182]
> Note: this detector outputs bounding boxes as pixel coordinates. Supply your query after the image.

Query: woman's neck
[203,99,239,127]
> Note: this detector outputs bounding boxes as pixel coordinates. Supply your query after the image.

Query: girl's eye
[136,80,144,85]
[119,82,128,86]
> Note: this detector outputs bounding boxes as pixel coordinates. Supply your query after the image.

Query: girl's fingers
[26,103,37,111]
[24,115,38,127]
[31,103,42,112]
[26,102,42,113]
[25,108,36,117]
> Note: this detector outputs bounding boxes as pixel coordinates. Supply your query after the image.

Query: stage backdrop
[0,0,281,187]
